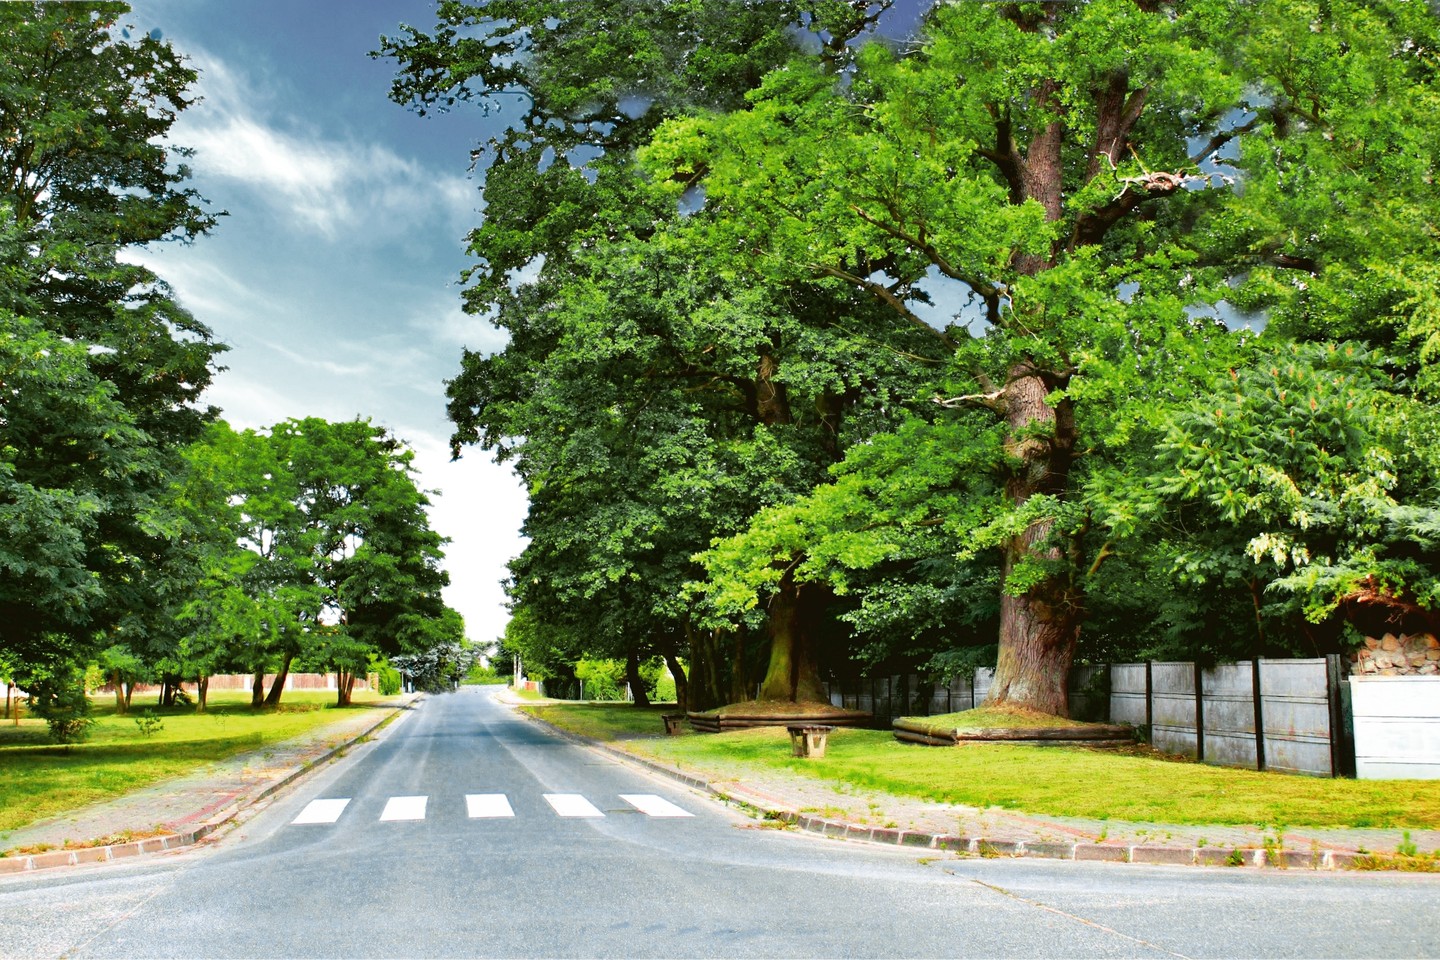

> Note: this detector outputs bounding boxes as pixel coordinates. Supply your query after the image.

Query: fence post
[1194,661,1206,763]
[1326,653,1344,778]
[1144,661,1153,736]
[1252,659,1267,772]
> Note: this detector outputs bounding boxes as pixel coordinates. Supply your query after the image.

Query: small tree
[29,667,94,745]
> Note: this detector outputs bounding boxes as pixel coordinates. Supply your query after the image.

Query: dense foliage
[384,0,1440,717]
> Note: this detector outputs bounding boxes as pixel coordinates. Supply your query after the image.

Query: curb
[508,700,1364,873]
[0,695,422,876]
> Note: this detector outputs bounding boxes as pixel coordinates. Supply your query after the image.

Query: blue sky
[121,0,528,645]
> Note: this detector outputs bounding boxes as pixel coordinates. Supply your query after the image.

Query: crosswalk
[290,792,695,826]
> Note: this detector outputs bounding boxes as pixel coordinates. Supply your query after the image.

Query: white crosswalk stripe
[543,793,605,818]
[466,793,515,818]
[292,798,350,824]
[620,794,694,818]
[379,795,428,821]
[287,792,694,825]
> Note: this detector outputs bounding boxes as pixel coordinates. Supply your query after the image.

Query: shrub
[574,659,626,701]
[29,673,95,745]
[133,709,164,738]
[375,664,402,696]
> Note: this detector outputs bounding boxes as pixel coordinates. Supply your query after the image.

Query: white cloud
[176,52,475,240]
[418,298,510,354]
[260,337,376,378]
[200,369,304,431]
[120,247,280,332]
[396,427,529,644]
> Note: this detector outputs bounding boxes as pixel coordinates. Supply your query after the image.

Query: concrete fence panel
[1259,658,1333,777]
[1350,675,1440,779]
[1109,663,1148,727]
[973,668,994,705]
[1200,662,1258,770]
[1150,662,1199,758]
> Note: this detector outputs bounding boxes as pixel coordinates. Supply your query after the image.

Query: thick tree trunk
[729,625,751,704]
[756,571,828,703]
[658,641,688,712]
[984,369,1082,716]
[987,544,1081,716]
[251,670,265,708]
[336,671,355,707]
[684,623,726,711]
[111,670,127,715]
[625,650,650,708]
[265,653,293,706]
[196,675,209,713]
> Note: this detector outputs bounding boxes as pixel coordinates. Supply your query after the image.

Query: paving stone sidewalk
[0,695,420,874]
[504,691,1440,871]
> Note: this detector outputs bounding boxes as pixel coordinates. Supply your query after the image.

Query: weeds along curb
[512,704,1371,873]
[0,694,425,876]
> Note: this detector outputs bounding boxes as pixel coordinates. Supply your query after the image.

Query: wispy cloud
[177,52,475,240]
[416,297,510,354]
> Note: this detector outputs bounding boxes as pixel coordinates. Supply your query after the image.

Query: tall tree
[643,0,1405,714]
[383,1,930,705]
[0,3,223,687]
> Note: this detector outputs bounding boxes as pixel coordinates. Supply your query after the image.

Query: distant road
[3,687,1438,959]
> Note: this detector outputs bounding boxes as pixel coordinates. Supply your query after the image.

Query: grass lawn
[523,703,1440,830]
[0,689,394,836]
[907,706,1097,729]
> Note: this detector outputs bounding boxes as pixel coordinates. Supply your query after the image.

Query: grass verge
[522,703,1440,831]
[0,690,393,837]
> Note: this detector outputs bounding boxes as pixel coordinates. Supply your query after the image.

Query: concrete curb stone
[1,694,420,875]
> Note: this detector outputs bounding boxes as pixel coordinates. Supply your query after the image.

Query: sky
[120,0,529,646]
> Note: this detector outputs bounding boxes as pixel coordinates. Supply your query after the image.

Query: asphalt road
[3,687,1439,959]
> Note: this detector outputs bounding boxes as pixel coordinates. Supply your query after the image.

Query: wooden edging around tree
[891,717,1135,745]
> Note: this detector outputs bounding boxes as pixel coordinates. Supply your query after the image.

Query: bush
[29,673,95,745]
[375,664,402,696]
[464,663,507,685]
[574,659,626,701]
[651,675,677,703]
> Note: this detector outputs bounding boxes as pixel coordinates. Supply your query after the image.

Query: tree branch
[933,388,1006,412]
[809,262,958,350]
[847,203,1001,301]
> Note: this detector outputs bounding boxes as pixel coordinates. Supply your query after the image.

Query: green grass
[521,703,676,739]
[524,703,1440,830]
[0,690,393,836]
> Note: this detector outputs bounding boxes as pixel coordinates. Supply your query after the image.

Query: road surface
[2,687,1437,958]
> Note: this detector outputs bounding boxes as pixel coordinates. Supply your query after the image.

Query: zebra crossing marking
[292,798,350,824]
[466,793,515,818]
[543,793,605,818]
[288,792,694,825]
[620,794,694,818]
[379,795,428,821]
